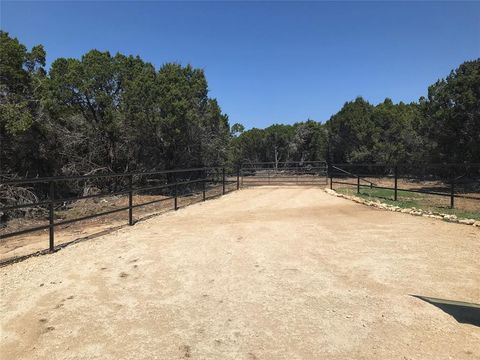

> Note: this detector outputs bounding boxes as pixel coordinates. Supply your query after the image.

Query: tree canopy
[1,32,230,178]
[1,31,479,181]
[232,63,479,166]
[422,60,480,163]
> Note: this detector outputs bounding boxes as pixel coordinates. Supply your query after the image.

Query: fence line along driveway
[1,187,479,359]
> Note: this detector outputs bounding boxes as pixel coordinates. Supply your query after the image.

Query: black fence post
[202,169,206,201]
[394,165,398,201]
[49,181,55,252]
[357,175,360,194]
[128,174,133,225]
[174,175,178,210]
[328,163,333,189]
[236,166,240,190]
[202,180,206,201]
[222,167,226,195]
[450,167,455,209]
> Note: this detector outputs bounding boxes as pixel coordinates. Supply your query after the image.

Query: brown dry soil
[1,187,479,359]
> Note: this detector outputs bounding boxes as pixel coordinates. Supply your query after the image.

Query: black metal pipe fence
[240,161,328,186]
[329,163,480,210]
[0,166,240,252]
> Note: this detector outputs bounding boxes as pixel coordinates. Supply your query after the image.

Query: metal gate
[240,161,328,186]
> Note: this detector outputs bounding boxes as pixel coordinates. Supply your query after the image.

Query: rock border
[324,188,480,227]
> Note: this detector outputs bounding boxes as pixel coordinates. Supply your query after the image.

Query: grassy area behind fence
[336,187,480,220]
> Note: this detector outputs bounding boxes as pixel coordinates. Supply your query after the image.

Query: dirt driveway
[1,187,479,359]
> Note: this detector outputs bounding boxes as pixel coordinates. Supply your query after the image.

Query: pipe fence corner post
[202,169,206,201]
[357,175,360,194]
[450,166,455,209]
[222,167,226,195]
[48,180,55,252]
[128,174,133,225]
[394,165,398,201]
[327,163,333,189]
[326,162,333,190]
[236,166,240,190]
[174,174,178,211]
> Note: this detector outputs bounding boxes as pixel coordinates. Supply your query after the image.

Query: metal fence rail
[329,163,480,209]
[0,167,240,252]
[241,161,328,186]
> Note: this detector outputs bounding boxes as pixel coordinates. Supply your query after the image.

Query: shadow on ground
[412,295,480,327]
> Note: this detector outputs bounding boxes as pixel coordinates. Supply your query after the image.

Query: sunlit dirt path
[1,187,479,359]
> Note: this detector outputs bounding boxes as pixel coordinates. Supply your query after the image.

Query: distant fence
[0,167,240,253]
[241,161,328,186]
[329,163,480,211]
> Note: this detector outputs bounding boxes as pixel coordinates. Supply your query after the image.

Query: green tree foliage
[1,32,230,178]
[47,50,129,171]
[0,31,46,133]
[422,60,480,163]
[326,97,425,164]
[1,31,478,183]
[228,57,480,167]
[370,99,424,165]
[230,121,327,166]
[326,97,375,163]
[154,64,227,169]
[0,31,48,177]
[291,120,328,162]
[230,123,245,137]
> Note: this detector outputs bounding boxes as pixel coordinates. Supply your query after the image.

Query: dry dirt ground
[1,187,479,360]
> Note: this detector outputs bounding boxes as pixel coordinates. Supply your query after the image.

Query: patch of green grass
[336,187,480,220]
[432,207,480,221]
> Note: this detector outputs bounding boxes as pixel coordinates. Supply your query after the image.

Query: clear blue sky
[1,1,479,129]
